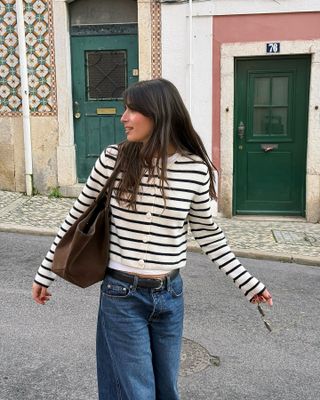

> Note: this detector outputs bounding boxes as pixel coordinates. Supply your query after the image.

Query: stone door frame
[220,39,320,222]
[53,0,155,194]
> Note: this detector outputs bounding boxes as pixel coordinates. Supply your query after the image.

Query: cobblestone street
[0,190,319,265]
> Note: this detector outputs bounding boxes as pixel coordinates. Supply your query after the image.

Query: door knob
[238,121,245,140]
[74,101,81,119]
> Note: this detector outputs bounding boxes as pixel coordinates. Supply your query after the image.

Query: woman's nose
[120,110,127,123]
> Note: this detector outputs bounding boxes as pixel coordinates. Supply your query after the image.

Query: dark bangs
[123,84,153,119]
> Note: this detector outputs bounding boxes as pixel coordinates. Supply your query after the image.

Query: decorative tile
[151,1,162,79]
[0,0,18,113]
[0,65,10,78]
[0,0,56,116]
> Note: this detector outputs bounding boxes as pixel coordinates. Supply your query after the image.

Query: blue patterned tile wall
[0,0,56,115]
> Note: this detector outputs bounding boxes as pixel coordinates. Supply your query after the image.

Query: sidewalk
[0,190,319,266]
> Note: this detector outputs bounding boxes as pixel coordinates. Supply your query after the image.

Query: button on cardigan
[34,145,266,301]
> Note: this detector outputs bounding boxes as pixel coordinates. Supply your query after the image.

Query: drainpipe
[188,0,193,114]
[16,0,33,195]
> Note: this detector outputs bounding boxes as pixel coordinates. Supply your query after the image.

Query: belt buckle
[154,278,164,290]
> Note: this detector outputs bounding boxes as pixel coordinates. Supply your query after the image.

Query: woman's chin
[126,136,142,143]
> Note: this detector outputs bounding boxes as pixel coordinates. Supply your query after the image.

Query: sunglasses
[257,303,272,332]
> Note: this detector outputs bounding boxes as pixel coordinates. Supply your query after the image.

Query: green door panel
[247,152,292,202]
[71,34,138,181]
[234,56,310,216]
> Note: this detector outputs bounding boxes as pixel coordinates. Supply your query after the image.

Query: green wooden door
[234,56,310,216]
[71,34,138,181]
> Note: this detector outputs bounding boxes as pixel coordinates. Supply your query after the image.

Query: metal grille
[272,230,320,247]
[86,51,127,100]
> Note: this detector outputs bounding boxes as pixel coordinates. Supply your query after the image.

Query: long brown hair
[115,78,217,208]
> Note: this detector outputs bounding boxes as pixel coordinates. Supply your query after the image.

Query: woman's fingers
[40,287,51,302]
[32,283,51,305]
[262,289,273,306]
[251,289,273,306]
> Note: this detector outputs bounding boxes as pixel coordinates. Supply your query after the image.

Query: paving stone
[0,191,24,211]
[0,195,74,230]
[189,218,320,260]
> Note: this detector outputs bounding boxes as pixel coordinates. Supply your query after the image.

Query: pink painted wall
[212,12,320,169]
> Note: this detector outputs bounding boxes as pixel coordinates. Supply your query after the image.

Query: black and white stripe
[34,145,265,301]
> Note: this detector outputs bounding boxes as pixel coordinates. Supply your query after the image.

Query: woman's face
[121,106,154,143]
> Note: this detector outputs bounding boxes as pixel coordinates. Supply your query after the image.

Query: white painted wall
[162,5,213,157]
[162,5,188,104]
[162,4,215,212]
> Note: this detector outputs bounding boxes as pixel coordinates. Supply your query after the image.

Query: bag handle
[82,150,122,234]
[94,148,122,207]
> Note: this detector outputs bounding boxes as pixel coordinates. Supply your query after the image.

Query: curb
[233,248,320,267]
[186,243,320,267]
[1,224,320,267]
[0,224,56,236]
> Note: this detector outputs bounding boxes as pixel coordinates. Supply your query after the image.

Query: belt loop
[133,275,139,290]
[166,275,171,291]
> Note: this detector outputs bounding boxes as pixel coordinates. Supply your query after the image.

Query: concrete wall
[0,118,23,191]
[30,117,59,193]
[0,116,58,193]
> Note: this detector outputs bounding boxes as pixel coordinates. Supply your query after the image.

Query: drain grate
[272,230,320,247]
[180,337,220,377]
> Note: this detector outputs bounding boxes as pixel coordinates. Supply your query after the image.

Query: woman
[32,78,272,400]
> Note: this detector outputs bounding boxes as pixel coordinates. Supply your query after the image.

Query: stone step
[59,184,83,198]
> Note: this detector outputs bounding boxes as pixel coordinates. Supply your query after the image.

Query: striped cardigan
[34,145,265,301]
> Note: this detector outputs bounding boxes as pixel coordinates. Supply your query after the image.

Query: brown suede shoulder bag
[52,157,120,288]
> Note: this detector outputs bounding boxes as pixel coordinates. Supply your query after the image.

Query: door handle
[238,121,245,140]
[261,144,278,152]
[74,101,81,119]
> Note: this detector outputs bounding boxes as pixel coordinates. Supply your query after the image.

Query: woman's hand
[32,282,52,305]
[251,289,272,306]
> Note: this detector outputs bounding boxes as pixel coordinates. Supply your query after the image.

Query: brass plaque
[96,107,116,115]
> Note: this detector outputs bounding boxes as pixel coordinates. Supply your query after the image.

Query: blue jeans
[96,272,184,400]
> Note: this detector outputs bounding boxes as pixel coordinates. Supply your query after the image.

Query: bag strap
[104,164,120,208]
[95,147,122,206]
